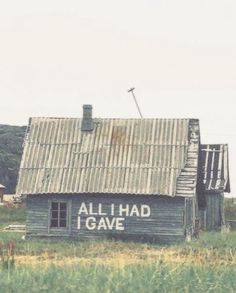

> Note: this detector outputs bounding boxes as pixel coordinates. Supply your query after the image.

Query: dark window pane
[51,202,59,210]
[52,211,58,219]
[60,219,67,227]
[60,211,67,219]
[51,219,58,227]
[60,203,67,210]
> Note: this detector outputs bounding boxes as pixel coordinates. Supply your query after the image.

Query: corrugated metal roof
[201,144,230,192]
[16,117,196,196]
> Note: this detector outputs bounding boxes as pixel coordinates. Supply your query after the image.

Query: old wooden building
[200,144,230,230]
[16,105,224,243]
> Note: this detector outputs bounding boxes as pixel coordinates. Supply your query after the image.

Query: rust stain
[111,126,126,145]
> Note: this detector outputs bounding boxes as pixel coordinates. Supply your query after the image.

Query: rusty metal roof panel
[16,117,196,196]
[201,144,230,192]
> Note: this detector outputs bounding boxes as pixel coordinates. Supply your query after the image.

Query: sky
[0,0,235,195]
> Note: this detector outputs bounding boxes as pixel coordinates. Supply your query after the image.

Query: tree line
[0,124,26,193]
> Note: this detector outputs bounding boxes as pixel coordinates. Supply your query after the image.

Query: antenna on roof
[127,87,143,118]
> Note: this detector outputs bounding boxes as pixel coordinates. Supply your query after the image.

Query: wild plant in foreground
[0,240,15,270]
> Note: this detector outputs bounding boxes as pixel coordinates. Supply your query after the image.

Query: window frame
[50,201,68,229]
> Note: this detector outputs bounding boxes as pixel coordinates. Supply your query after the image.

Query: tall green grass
[1,263,236,293]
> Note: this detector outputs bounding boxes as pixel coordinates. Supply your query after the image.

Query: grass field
[0,204,26,229]
[1,262,236,293]
[1,203,236,292]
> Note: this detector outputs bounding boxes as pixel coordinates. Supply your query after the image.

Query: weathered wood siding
[199,192,224,230]
[26,194,186,243]
[26,196,49,235]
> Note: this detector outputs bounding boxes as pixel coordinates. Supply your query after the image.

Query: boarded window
[50,202,67,228]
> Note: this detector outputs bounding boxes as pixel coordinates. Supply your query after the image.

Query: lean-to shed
[16,105,205,243]
[200,144,230,230]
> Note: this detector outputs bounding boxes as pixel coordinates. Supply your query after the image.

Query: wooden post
[0,185,5,203]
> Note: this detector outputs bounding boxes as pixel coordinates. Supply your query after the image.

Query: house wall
[26,194,186,243]
[199,192,224,230]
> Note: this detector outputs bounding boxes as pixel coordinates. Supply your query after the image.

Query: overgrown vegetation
[1,232,236,292]
[2,227,236,292]
[0,124,26,193]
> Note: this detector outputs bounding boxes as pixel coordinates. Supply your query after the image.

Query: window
[50,202,67,228]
